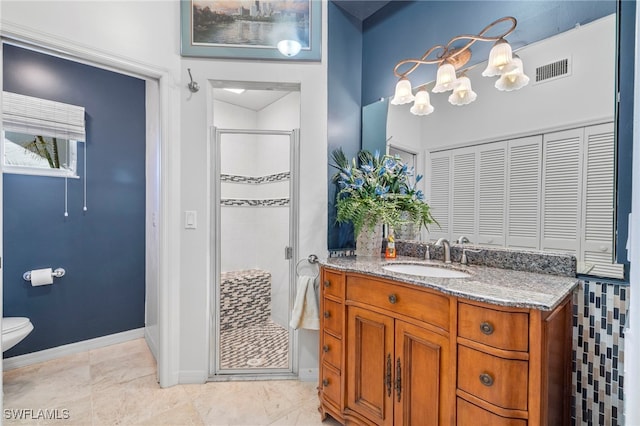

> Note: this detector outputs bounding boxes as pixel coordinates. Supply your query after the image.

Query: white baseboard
[298,367,319,382]
[3,327,145,370]
[144,327,159,361]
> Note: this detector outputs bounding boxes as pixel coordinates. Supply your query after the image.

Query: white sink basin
[383,263,471,279]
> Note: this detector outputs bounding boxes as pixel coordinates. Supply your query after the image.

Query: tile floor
[3,338,341,425]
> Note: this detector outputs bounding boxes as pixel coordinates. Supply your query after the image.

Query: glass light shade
[495,57,530,91]
[448,77,477,106]
[390,78,415,105]
[277,40,302,57]
[432,62,457,93]
[482,39,514,77]
[410,89,434,116]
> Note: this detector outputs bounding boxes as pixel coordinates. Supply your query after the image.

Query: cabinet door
[394,320,452,426]
[506,135,542,249]
[541,128,583,254]
[428,151,452,241]
[347,306,395,426]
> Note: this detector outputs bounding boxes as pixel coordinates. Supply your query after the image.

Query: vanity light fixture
[390,16,529,115]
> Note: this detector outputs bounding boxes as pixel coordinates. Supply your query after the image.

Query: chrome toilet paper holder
[23,268,66,282]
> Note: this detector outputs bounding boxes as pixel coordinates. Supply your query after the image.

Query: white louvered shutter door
[506,135,542,249]
[451,147,477,243]
[581,122,615,270]
[428,151,451,241]
[477,142,507,246]
[541,128,583,255]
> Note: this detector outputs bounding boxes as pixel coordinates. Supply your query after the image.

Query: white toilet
[2,317,34,352]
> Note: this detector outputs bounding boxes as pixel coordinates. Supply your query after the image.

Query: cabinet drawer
[346,275,450,331]
[322,269,344,299]
[322,298,343,336]
[457,398,526,426]
[458,303,529,352]
[321,332,342,370]
[458,345,528,411]
[320,364,341,407]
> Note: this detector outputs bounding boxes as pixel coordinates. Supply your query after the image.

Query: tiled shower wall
[573,280,628,425]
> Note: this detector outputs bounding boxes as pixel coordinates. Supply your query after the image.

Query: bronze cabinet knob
[480,321,494,335]
[388,294,398,304]
[479,373,494,387]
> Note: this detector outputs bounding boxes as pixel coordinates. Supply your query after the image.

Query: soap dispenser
[385,229,397,258]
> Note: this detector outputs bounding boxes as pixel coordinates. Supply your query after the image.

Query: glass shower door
[212,128,299,377]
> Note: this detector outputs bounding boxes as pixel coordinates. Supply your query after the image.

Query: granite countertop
[320,255,580,311]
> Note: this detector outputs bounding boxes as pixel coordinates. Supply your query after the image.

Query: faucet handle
[461,248,482,265]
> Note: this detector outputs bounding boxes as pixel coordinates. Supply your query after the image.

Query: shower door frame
[210,127,300,380]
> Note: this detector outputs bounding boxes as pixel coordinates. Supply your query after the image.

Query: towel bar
[296,254,319,280]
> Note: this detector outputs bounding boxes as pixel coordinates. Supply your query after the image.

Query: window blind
[2,91,86,141]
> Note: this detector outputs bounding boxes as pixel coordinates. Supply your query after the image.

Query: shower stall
[211,127,299,378]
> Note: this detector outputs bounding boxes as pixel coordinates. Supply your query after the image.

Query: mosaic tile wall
[572,280,628,425]
[220,198,289,207]
[221,171,290,184]
[220,269,271,331]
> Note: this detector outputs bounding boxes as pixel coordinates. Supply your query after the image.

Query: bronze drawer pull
[322,378,329,387]
[324,311,331,318]
[324,280,331,288]
[323,345,329,353]
[480,321,494,335]
[479,373,494,387]
[388,294,398,304]
[385,354,392,397]
[395,358,402,402]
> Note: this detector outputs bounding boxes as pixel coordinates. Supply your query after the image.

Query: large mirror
[371,12,621,278]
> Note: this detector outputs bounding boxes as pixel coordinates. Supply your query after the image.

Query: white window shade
[2,91,86,141]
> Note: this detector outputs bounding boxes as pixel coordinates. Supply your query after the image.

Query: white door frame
[0,23,178,387]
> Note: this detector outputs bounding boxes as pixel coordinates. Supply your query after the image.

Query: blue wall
[3,44,146,357]
[327,2,363,250]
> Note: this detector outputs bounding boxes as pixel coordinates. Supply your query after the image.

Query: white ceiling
[212,88,292,112]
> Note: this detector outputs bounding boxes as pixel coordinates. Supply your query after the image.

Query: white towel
[289,275,320,330]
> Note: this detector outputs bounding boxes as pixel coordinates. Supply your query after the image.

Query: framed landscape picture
[181,0,321,61]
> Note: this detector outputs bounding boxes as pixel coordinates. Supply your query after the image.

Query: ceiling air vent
[534,58,571,84]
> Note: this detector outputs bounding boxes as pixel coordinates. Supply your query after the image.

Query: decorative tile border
[221,198,289,207]
[572,280,627,425]
[221,171,290,184]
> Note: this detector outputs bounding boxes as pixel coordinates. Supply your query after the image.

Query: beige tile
[136,402,204,426]
[90,347,156,393]
[92,373,191,425]
[3,339,332,426]
[89,338,152,365]
[4,363,91,409]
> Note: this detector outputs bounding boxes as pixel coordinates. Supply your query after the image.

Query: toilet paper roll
[30,268,53,286]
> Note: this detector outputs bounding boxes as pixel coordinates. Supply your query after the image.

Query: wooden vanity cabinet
[318,266,572,426]
[319,268,346,422]
[456,298,572,425]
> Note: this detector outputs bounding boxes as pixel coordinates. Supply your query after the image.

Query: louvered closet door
[451,147,477,242]
[506,135,542,249]
[541,128,583,255]
[428,152,452,241]
[477,142,507,246]
[580,123,615,267]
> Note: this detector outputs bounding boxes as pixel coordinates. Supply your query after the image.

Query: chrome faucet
[457,235,470,244]
[435,238,451,263]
